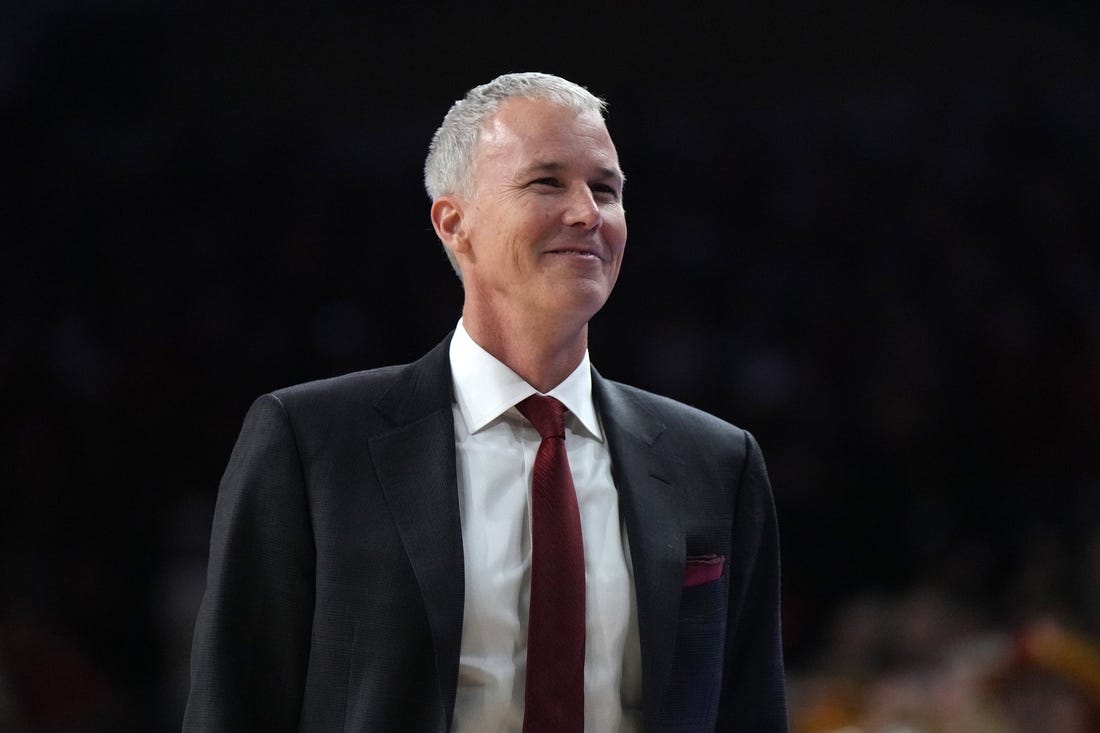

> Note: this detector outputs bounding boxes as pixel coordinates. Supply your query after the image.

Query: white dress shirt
[449,320,642,732]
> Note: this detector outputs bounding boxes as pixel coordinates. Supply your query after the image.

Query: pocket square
[683,554,725,587]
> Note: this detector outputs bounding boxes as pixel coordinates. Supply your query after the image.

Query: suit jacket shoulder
[598,378,745,438]
[593,375,760,490]
[270,335,455,435]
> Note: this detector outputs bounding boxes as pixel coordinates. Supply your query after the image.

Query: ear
[430,196,471,257]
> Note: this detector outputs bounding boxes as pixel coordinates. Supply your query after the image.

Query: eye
[530,177,563,189]
[591,183,621,202]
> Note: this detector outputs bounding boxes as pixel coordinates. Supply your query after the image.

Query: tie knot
[517,395,566,440]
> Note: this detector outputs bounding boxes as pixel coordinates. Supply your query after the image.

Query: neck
[462,303,589,393]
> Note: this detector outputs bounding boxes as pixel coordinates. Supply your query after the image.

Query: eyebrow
[520,161,626,185]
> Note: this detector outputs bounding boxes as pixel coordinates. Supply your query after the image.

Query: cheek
[607,216,628,256]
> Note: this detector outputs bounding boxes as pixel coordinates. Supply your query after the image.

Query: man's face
[451,96,627,328]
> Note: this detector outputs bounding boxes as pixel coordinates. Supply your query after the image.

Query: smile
[547,249,602,260]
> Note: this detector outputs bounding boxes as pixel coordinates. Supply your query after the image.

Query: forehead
[474,97,620,173]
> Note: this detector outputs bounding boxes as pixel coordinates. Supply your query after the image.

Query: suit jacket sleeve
[717,430,787,731]
[183,394,316,731]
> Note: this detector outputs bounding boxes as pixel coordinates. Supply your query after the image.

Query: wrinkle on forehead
[480,100,610,149]
[482,104,617,172]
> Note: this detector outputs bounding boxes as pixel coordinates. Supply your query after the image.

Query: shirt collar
[449,319,603,440]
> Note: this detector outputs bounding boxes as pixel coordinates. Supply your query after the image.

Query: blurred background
[2,2,1097,731]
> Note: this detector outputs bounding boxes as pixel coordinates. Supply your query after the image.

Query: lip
[545,247,604,261]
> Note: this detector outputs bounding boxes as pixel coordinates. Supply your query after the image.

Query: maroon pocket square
[683,554,725,587]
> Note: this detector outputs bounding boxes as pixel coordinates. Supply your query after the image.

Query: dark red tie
[517,395,585,733]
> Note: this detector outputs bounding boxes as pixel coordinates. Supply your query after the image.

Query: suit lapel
[369,336,465,730]
[593,371,686,725]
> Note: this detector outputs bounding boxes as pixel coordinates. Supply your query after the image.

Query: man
[184,72,788,732]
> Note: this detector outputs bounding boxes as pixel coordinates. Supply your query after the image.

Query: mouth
[546,247,603,261]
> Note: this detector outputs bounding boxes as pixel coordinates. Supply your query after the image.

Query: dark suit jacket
[183,335,788,732]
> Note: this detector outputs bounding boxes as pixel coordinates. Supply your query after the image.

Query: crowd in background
[1,3,1096,730]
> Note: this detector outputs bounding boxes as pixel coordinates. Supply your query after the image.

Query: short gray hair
[424,72,607,202]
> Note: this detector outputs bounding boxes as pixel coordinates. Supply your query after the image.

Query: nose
[563,185,602,231]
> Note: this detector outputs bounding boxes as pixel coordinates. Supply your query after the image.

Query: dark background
[2,2,1097,730]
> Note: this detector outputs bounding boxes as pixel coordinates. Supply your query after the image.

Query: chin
[556,287,612,321]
